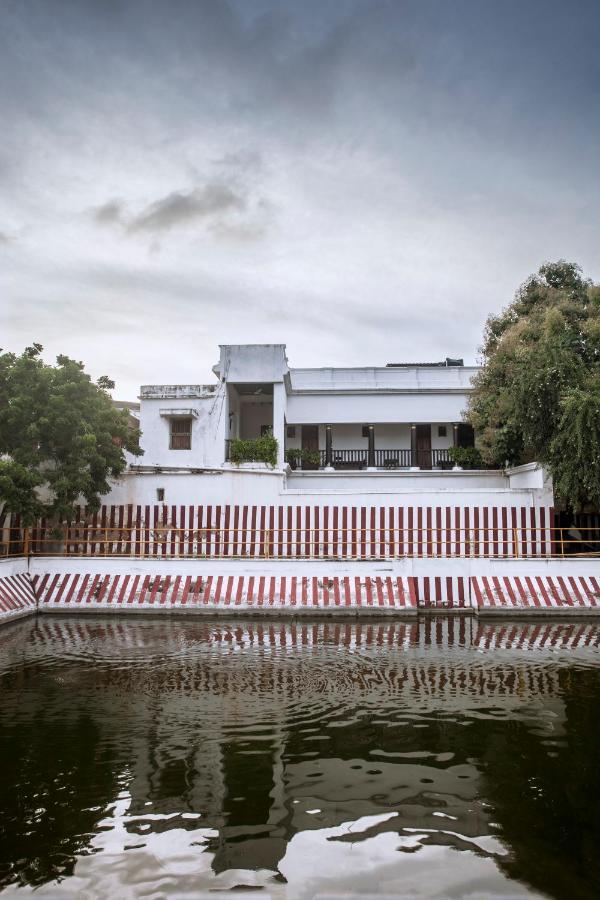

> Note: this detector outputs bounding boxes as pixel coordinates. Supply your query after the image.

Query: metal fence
[2,525,599,559]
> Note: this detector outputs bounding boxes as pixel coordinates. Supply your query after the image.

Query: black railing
[286,448,457,470]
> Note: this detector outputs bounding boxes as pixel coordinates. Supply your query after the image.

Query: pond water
[1,616,600,899]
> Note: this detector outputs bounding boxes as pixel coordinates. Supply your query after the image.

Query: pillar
[324,424,334,471]
[272,382,286,469]
[367,424,376,469]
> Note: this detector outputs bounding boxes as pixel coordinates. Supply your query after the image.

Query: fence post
[513,528,519,558]
[23,526,30,557]
[560,528,565,558]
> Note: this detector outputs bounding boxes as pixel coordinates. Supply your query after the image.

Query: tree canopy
[468,261,600,510]
[0,344,142,524]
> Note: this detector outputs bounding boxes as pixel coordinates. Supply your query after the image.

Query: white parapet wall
[100,464,554,509]
[27,555,600,617]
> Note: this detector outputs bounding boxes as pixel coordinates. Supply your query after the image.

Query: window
[156,488,165,502]
[170,417,192,450]
[438,425,447,437]
[286,425,296,439]
[260,424,272,436]
[362,425,370,438]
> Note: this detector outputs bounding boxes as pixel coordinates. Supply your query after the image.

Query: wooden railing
[286,448,457,470]
[2,525,599,559]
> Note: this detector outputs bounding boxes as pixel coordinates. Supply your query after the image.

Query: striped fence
[6,503,555,559]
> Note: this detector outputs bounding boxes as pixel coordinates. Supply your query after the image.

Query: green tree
[0,344,142,525]
[468,261,600,509]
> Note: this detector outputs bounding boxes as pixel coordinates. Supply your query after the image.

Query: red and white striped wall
[32,572,418,614]
[472,575,600,614]
[21,503,555,558]
[0,564,37,624]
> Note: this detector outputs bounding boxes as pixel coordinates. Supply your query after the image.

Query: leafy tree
[0,344,142,525]
[468,261,600,509]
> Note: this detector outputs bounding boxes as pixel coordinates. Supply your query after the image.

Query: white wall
[239,398,274,439]
[285,392,470,424]
[100,467,554,510]
[138,385,228,468]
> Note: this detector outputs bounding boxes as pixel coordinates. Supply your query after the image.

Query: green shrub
[448,446,484,469]
[284,448,300,467]
[229,431,278,467]
[301,448,321,467]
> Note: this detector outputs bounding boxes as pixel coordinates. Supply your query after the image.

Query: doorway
[413,424,432,469]
[301,425,319,469]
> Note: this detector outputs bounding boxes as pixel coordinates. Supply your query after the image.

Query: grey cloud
[92,199,125,225]
[0,231,10,244]
[127,184,245,234]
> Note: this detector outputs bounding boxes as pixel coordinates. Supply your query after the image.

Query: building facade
[105,343,552,511]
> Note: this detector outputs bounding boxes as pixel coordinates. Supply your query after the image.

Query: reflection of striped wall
[25,503,555,558]
[32,573,418,613]
[25,616,600,655]
[0,572,37,622]
[474,621,600,651]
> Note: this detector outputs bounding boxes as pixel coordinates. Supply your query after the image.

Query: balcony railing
[286,448,457,470]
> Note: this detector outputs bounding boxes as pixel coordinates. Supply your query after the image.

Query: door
[413,424,432,469]
[301,425,319,469]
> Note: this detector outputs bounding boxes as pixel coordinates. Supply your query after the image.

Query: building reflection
[0,616,599,894]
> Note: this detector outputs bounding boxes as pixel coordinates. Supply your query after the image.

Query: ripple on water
[0,615,600,898]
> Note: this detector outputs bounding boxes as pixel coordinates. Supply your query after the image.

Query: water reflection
[1,616,599,898]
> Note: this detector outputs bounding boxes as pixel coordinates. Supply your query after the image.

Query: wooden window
[361,425,369,438]
[156,488,165,502]
[170,417,192,450]
[438,425,447,437]
[260,424,272,436]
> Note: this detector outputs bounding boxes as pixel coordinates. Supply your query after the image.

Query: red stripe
[471,577,485,608]
[127,575,141,604]
[180,575,192,605]
[169,575,181,605]
[105,575,120,605]
[386,577,395,607]
[117,575,130,604]
[159,575,172,605]
[312,577,319,606]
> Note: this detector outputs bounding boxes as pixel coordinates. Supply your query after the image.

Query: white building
[104,343,552,511]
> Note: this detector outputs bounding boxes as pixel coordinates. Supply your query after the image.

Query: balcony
[285,448,457,471]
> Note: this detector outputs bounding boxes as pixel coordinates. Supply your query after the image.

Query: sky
[1,0,599,398]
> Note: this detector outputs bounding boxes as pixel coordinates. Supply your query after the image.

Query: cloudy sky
[1,0,599,398]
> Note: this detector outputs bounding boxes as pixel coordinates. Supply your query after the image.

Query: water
[1,616,600,899]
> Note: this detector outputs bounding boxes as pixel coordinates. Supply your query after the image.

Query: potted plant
[229,431,279,468]
[448,446,484,470]
[301,448,321,470]
[284,448,300,470]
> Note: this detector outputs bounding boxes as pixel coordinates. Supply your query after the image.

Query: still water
[1,616,600,899]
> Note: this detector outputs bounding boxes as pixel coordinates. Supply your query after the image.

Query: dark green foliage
[448,446,484,470]
[229,430,278,467]
[468,261,600,509]
[284,447,300,466]
[0,345,142,524]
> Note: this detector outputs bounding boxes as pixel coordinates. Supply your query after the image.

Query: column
[325,424,334,471]
[367,424,376,470]
[272,382,286,469]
